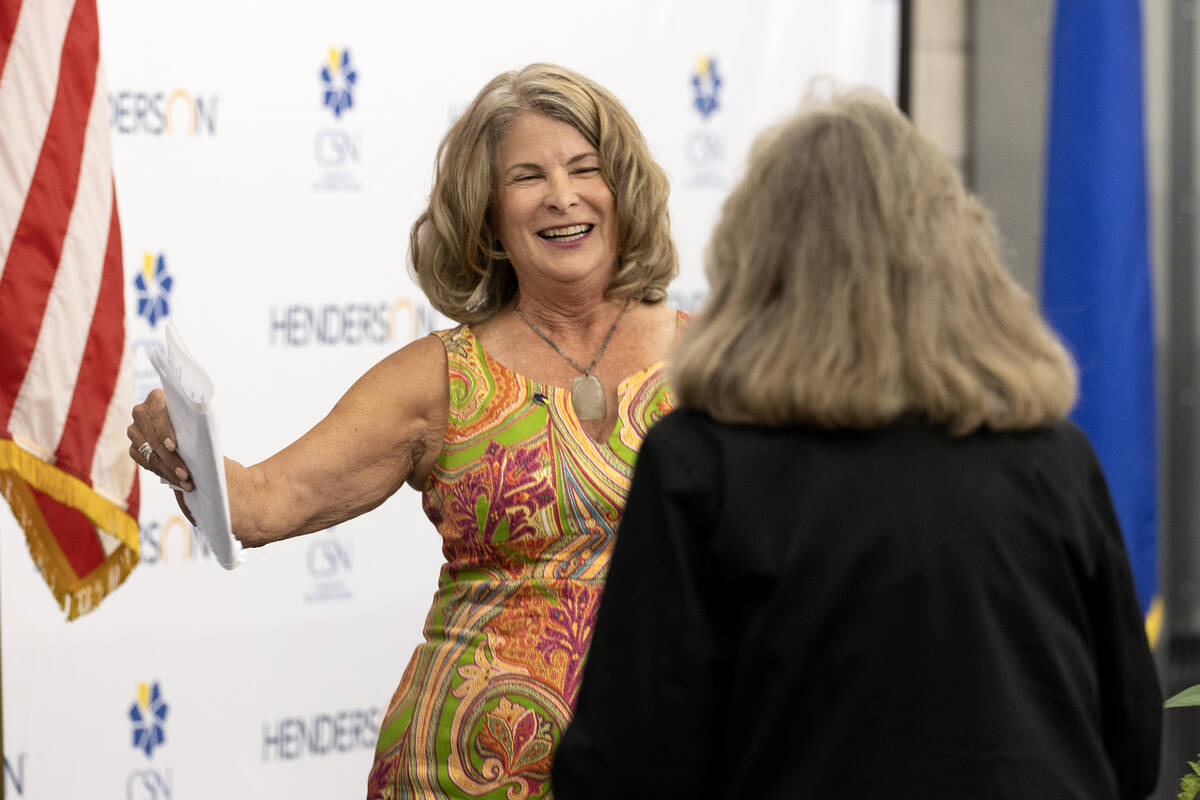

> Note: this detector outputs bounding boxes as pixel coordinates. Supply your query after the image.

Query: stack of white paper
[148,322,242,569]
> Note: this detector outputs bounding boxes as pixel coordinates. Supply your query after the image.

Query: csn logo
[304,532,353,603]
[109,89,219,136]
[314,46,363,190]
[320,47,358,118]
[129,681,169,757]
[130,251,178,407]
[691,55,722,119]
[685,55,726,186]
[133,252,173,329]
[127,681,173,799]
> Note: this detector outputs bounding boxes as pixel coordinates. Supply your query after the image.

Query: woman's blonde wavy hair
[671,89,1077,434]
[411,63,677,324]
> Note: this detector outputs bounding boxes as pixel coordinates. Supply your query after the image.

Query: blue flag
[1042,0,1158,627]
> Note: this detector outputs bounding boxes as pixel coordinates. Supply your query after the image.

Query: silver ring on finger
[137,442,154,464]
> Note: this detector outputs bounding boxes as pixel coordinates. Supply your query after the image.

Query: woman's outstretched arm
[129,333,449,547]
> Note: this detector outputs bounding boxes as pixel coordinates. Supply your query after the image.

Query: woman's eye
[573,167,600,176]
[514,174,540,183]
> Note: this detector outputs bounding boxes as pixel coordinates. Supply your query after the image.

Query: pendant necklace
[513,299,632,421]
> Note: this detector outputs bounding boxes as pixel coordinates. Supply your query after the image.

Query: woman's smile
[494,112,618,288]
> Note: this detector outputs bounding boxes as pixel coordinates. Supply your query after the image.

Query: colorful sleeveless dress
[367,317,683,799]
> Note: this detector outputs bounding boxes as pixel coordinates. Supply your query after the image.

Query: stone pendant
[571,373,606,420]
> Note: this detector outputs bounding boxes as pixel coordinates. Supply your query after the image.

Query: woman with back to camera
[126,63,687,799]
[552,90,1162,799]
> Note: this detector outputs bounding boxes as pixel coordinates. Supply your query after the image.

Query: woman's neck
[512,277,621,339]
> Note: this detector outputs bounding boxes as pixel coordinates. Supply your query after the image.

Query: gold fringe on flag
[0,440,139,620]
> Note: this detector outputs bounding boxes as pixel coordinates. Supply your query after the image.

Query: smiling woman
[492,113,619,303]
[126,63,686,800]
[410,64,675,325]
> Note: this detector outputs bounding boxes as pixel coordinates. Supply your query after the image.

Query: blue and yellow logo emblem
[320,47,358,118]
[133,252,172,328]
[128,681,169,758]
[692,56,722,119]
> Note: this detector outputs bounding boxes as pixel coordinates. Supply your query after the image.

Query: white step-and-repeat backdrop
[2,2,898,797]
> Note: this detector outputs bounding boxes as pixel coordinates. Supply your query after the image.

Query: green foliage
[1179,759,1200,800]
[1166,685,1200,709]
[1166,687,1200,799]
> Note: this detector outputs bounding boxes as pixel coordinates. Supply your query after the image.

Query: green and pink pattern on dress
[367,317,682,799]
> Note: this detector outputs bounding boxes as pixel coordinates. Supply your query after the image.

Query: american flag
[0,0,139,619]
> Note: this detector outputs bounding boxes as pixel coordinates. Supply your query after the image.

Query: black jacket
[553,410,1161,799]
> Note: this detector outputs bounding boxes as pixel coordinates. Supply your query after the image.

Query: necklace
[513,299,632,421]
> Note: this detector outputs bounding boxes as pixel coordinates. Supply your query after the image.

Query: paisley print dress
[367,318,682,799]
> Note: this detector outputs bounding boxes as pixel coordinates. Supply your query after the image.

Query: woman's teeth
[539,224,592,242]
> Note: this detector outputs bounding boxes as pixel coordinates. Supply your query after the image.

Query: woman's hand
[128,389,196,523]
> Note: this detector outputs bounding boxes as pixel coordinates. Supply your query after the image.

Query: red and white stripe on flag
[0,0,139,619]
